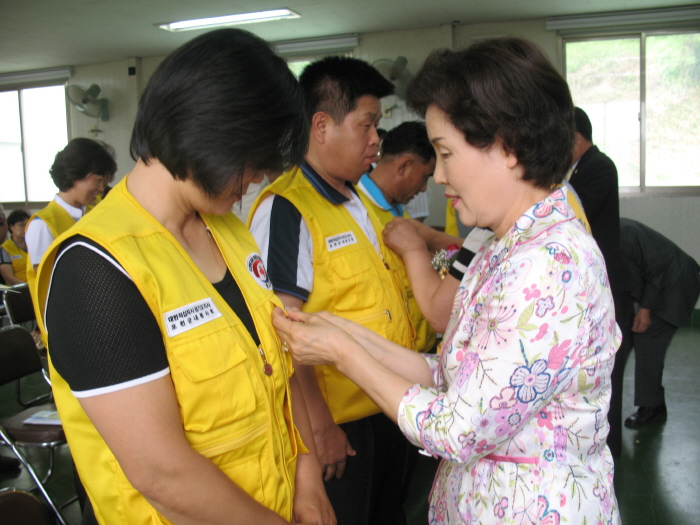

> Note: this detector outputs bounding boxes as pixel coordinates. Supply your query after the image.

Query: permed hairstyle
[380,121,435,164]
[406,37,575,188]
[299,56,394,124]
[130,29,308,197]
[7,209,30,227]
[574,107,593,143]
[49,138,117,192]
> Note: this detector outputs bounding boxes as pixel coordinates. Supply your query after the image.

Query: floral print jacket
[398,187,620,524]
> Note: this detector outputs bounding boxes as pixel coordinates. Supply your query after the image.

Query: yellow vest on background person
[360,195,437,355]
[25,200,79,297]
[35,179,303,525]
[445,202,459,237]
[253,167,415,425]
[1,238,28,282]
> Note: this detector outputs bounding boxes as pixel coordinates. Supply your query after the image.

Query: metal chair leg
[0,429,69,525]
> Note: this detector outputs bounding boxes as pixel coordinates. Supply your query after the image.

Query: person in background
[34,28,334,525]
[0,204,7,242]
[250,56,415,525]
[357,121,437,354]
[568,106,631,458]
[275,37,620,525]
[0,209,31,284]
[618,218,700,427]
[25,138,116,286]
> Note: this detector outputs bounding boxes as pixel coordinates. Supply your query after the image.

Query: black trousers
[629,312,676,407]
[607,291,633,458]
[324,412,411,525]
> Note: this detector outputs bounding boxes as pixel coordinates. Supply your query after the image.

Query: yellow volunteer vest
[252,167,415,424]
[35,179,301,525]
[445,202,459,237]
[25,200,78,297]
[360,194,437,354]
[1,238,28,282]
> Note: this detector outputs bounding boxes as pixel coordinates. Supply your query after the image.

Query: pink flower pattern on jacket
[397,187,620,524]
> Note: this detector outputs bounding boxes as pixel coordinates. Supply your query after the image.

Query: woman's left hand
[272,307,354,367]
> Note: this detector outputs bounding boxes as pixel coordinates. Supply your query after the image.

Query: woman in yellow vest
[0,209,30,284]
[25,137,116,292]
[34,29,333,525]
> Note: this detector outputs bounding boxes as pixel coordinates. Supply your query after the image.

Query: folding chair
[0,325,73,525]
[2,285,51,407]
[0,488,54,525]
[3,283,36,325]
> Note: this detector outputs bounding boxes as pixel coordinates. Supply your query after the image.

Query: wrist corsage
[430,244,460,279]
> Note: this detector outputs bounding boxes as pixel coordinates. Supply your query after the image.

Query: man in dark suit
[619,218,700,426]
[569,107,632,457]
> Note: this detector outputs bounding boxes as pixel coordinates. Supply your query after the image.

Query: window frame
[0,79,71,207]
[562,28,700,196]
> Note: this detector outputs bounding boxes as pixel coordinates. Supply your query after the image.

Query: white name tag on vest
[164,298,222,338]
[326,231,358,252]
[10,254,22,260]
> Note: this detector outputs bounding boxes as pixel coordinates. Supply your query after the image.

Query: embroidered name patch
[247,253,272,290]
[164,298,222,337]
[326,231,357,252]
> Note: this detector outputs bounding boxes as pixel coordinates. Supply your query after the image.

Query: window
[565,31,700,191]
[0,84,68,203]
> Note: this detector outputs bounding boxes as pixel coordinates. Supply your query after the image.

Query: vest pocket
[168,326,258,434]
[328,248,377,312]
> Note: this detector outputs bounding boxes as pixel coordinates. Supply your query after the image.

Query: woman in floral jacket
[274,37,620,525]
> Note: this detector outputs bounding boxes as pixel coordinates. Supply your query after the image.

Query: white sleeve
[25,218,55,265]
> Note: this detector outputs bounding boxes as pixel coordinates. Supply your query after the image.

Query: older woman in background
[275,37,620,524]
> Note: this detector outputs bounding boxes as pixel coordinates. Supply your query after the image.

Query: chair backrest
[0,488,54,525]
[3,284,36,325]
[0,325,44,386]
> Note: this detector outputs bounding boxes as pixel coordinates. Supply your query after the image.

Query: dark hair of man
[49,138,117,192]
[7,209,30,227]
[380,121,435,164]
[130,28,308,197]
[574,107,593,143]
[406,37,575,188]
[299,56,394,124]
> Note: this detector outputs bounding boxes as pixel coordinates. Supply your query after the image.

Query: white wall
[67,55,165,185]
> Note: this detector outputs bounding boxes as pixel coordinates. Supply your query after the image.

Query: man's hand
[313,420,356,482]
[632,308,652,333]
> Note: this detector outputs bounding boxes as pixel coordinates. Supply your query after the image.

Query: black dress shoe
[0,455,22,473]
[624,405,667,428]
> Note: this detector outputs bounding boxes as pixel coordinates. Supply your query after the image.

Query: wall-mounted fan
[66,84,109,121]
[372,56,413,100]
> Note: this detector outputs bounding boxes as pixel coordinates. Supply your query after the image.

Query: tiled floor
[2,326,698,524]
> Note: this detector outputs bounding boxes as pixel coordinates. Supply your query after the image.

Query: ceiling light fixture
[159,9,300,32]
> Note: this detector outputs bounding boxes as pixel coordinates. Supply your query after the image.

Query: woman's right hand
[272,307,357,367]
[382,217,427,257]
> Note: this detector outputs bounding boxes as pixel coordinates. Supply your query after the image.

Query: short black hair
[574,107,593,142]
[49,138,117,192]
[380,121,435,164]
[407,37,575,188]
[299,56,394,123]
[130,28,308,197]
[7,209,30,227]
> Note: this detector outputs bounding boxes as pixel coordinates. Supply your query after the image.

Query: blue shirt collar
[358,174,403,217]
[299,160,357,205]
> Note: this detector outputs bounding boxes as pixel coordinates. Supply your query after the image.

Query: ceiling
[0,0,695,75]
